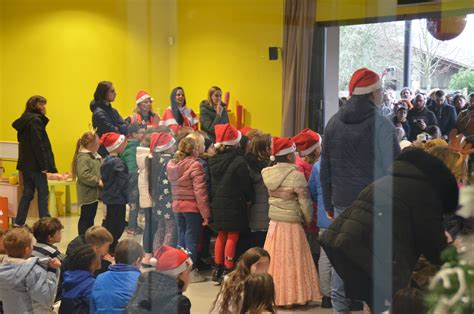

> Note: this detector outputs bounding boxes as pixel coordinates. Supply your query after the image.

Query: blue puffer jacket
[59,270,95,314]
[308,161,330,229]
[101,156,129,205]
[320,96,400,213]
[90,264,141,314]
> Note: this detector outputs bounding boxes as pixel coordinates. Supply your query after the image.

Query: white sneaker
[190,268,206,283]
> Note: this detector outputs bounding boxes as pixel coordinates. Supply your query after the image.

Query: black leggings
[78,202,98,235]
[103,204,126,253]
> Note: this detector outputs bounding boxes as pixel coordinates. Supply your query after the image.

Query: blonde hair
[207,86,222,107]
[427,145,468,183]
[85,226,113,246]
[174,137,197,162]
[72,131,99,180]
[4,228,34,258]
[186,133,205,155]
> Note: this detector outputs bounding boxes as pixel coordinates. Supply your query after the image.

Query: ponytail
[174,137,196,162]
[71,138,82,180]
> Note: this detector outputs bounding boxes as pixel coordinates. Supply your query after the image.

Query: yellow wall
[316,0,474,23]
[175,0,283,135]
[0,0,175,177]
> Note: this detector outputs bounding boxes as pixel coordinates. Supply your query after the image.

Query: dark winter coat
[320,148,459,306]
[122,140,141,205]
[90,100,128,156]
[320,95,400,213]
[245,154,270,231]
[101,155,129,205]
[427,102,457,136]
[12,111,57,173]
[126,271,191,314]
[199,100,229,141]
[58,270,95,314]
[391,116,410,140]
[406,107,438,141]
[208,149,254,231]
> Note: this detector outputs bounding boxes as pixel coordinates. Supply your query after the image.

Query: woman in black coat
[12,95,57,226]
[320,148,459,311]
[90,81,128,156]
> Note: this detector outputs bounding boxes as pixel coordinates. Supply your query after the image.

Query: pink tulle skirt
[264,220,322,306]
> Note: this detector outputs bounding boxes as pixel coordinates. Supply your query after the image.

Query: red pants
[215,231,240,269]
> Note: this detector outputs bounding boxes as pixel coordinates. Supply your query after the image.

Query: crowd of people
[0,68,473,313]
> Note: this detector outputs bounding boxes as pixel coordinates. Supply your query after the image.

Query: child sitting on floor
[0,227,61,313]
[32,217,65,261]
[127,245,193,314]
[241,273,276,314]
[91,239,143,313]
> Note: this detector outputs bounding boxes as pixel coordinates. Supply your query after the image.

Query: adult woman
[90,81,127,156]
[12,95,57,226]
[160,87,198,134]
[199,86,229,141]
[125,90,160,128]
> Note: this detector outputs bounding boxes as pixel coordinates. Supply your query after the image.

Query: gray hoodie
[0,256,59,314]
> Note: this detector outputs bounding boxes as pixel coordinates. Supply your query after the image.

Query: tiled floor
[24,207,336,314]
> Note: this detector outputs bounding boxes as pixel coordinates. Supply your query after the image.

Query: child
[32,217,65,261]
[122,122,146,236]
[91,239,143,313]
[64,226,113,276]
[208,124,254,283]
[144,132,177,266]
[241,273,276,314]
[0,227,61,313]
[307,136,333,308]
[245,133,272,248]
[59,244,101,314]
[292,129,322,288]
[187,132,213,270]
[167,137,211,282]
[137,132,153,250]
[261,137,321,307]
[72,130,102,235]
[127,245,192,313]
[100,132,129,253]
[211,247,271,313]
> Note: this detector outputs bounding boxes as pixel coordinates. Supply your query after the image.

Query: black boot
[212,265,223,283]
[321,296,332,308]
[218,267,233,285]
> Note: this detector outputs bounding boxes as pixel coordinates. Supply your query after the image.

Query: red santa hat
[239,126,254,136]
[292,128,321,156]
[271,137,296,161]
[348,68,382,96]
[214,123,242,148]
[150,132,176,152]
[100,132,126,152]
[151,245,193,278]
[136,90,154,105]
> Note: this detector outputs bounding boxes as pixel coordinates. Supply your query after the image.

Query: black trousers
[78,201,98,235]
[15,170,49,225]
[103,204,126,253]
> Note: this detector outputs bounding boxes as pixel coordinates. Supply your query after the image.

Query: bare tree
[411,20,460,90]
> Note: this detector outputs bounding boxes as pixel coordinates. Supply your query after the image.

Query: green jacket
[199,100,229,141]
[121,140,140,173]
[76,150,101,206]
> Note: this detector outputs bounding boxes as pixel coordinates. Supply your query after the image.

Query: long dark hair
[24,95,47,113]
[170,87,186,125]
[94,81,113,102]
